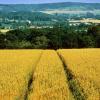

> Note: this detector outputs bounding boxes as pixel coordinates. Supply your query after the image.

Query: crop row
[28,50,73,100]
[58,49,100,100]
[0,49,100,100]
[0,50,42,100]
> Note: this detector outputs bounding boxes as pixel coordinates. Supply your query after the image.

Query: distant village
[0,16,100,31]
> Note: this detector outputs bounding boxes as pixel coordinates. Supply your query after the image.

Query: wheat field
[28,50,73,100]
[0,49,100,100]
[58,49,100,100]
[0,50,42,100]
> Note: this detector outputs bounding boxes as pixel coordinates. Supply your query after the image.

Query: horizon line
[0,1,100,5]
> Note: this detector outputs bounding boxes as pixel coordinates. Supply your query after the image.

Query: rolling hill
[0,2,100,13]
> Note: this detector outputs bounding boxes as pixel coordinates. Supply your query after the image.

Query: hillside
[0,2,100,13]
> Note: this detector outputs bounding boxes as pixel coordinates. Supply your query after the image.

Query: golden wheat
[28,50,73,100]
[0,49,99,100]
[58,49,100,100]
[0,50,42,100]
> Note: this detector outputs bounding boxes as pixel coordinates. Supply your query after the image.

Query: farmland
[41,9,100,15]
[28,50,73,100]
[0,50,42,100]
[0,29,10,34]
[58,49,100,100]
[69,19,100,24]
[0,49,100,100]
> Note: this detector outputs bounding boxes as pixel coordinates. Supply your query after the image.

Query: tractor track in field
[24,50,86,100]
[24,51,43,100]
[57,52,87,100]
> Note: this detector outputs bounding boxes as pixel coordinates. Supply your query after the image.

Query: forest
[0,23,100,49]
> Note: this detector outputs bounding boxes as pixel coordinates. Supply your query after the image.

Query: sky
[0,0,100,4]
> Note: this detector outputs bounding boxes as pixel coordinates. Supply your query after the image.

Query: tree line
[0,23,100,49]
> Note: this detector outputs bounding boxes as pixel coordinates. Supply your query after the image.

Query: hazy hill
[0,2,100,12]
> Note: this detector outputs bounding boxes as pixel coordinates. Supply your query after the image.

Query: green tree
[32,36,49,49]
[63,31,78,48]
[78,35,95,48]
[0,34,6,48]
[48,22,65,49]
